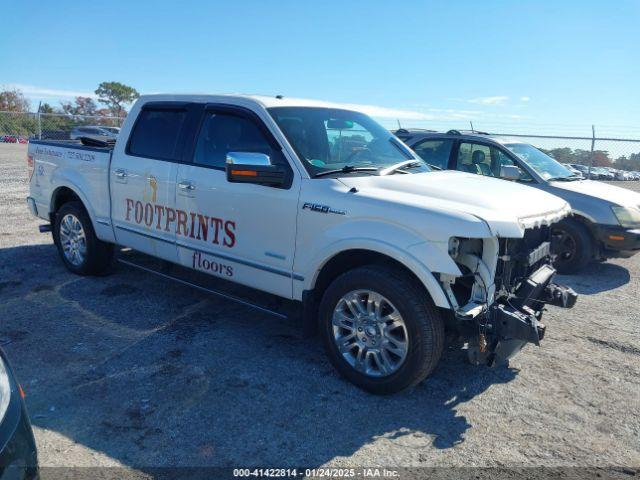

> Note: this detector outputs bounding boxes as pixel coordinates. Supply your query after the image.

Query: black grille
[496,226,553,294]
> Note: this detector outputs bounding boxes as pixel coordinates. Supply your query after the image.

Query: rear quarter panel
[28,141,114,242]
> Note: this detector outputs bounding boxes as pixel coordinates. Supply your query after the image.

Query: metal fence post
[37,112,42,140]
[588,125,595,178]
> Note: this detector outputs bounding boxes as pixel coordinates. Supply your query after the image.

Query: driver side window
[457,143,493,176]
[193,112,283,169]
[494,148,533,182]
[456,142,531,181]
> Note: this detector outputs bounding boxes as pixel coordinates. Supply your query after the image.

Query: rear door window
[128,109,188,161]
[411,139,453,169]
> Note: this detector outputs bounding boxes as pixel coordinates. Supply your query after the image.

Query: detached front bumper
[468,264,577,366]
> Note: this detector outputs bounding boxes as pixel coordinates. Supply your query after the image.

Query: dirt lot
[1,143,639,475]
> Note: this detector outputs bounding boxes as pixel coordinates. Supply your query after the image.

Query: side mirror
[500,165,521,181]
[226,152,287,187]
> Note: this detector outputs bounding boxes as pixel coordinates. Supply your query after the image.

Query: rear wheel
[319,265,444,394]
[53,201,113,275]
[552,218,594,274]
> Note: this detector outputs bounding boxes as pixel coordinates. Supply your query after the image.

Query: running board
[116,255,291,319]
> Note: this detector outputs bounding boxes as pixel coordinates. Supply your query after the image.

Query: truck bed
[29,138,114,153]
[27,139,114,239]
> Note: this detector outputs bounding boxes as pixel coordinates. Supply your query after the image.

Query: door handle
[114,169,127,179]
[178,181,196,191]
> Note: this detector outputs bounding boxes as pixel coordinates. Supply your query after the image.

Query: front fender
[295,220,463,308]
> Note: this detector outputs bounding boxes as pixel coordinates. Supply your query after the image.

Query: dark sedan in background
[0,348,37,479]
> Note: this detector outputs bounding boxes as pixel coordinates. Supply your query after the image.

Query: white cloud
[332,102,434,120]
[5,83,97,99]
[468,96,509,106]
[520,96,530,102]
[294,99,436,120]
[426,108,483,120]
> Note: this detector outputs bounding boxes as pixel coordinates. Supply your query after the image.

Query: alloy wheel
[332,290,409,377]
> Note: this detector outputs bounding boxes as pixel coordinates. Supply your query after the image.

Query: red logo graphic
[125,198,236,248]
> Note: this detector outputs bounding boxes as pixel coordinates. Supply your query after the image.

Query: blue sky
[2,0,639,135]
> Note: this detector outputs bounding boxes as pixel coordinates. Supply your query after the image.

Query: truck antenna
[397,119,402,129]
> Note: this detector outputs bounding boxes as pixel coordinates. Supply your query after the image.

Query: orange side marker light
[231,170,258,177]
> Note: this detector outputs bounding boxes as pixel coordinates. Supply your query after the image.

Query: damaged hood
[339,170,571,238]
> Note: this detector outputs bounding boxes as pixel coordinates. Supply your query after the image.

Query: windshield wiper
[314,165,379,178]
[379,160,422,176]
[548,175,581,182]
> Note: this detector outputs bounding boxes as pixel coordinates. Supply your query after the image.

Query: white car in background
[397,129,640,273]
[69,126,117,140]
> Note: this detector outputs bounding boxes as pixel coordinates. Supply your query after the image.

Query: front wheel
[319,265,444,394]
[53,201,113,275]
[552,218,594,274]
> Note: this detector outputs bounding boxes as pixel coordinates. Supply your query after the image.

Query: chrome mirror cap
[226,152,271,166]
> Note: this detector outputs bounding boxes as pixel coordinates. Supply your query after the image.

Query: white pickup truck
[26,94,577,394]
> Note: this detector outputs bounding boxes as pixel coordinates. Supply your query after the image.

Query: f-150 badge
[302,202,346,215]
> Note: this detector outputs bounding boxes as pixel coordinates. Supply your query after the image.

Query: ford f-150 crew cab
[26,94,577,394]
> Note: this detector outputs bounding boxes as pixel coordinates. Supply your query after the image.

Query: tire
[319,265,444,395]
[552,218,594,274]
[53,201,113,275]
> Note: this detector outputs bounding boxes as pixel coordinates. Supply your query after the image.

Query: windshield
[268,107,429,177]
[505,143,576,180]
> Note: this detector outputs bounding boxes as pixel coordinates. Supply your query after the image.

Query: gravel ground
[1,143,639,476]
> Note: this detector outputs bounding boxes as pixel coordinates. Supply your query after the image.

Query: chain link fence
[484,132,640,180]
[0,111,125,141]
[2,110,640,178]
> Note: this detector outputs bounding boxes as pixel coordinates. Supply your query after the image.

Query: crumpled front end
[440,225,578,366]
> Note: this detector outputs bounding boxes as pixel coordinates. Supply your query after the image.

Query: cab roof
[137,93,360,111]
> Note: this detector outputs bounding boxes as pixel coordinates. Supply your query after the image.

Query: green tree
[61,96,98,116]
[573,149,592,165]
[39,103,55,113]
[545,147,575,164]
[591,150,612,167]
[0,88,30,112]
[95,81,139,117]
[615,153,640,171]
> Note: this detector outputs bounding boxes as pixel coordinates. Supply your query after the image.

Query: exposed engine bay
[440,225,578,366]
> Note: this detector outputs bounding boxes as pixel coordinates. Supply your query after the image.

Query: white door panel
[110,156,178,262]
[174,165,300,298]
